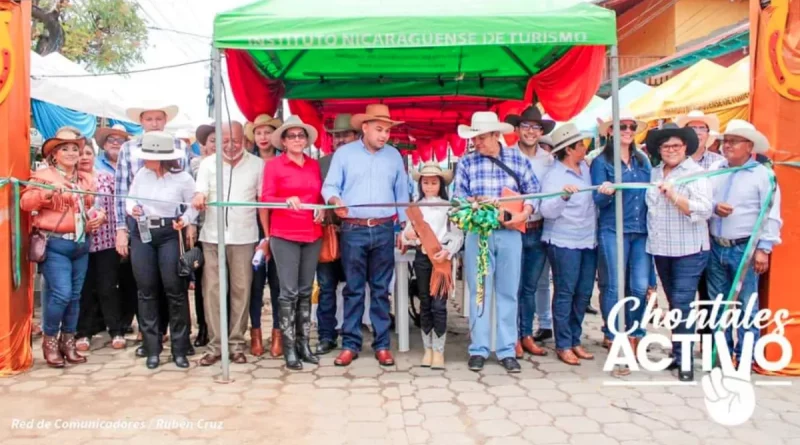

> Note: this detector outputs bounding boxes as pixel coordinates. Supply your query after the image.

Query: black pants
[130,223,190,356]
[413,252,447,337]
[193,243,207,331]
[697,269,712,336]
[77,248,124,338]
[250,256,280,330]
[118,258,139,331]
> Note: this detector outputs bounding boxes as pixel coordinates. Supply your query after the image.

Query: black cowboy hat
[645,123,700,158]
[503,106,556,135]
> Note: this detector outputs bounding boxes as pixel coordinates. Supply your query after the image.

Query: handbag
[318,223,340,263]
[28,209,69,264]
[178,229,204,277]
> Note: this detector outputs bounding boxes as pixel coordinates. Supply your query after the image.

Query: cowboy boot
[431,331,446,370]
[420,330,433,368]
[193,323,209,347]
[279,301,301,370]
[59,333,87,364]
[250,328,264,357]
[42,335,65,368]
[270,328,283,358]
[296,298,319,365]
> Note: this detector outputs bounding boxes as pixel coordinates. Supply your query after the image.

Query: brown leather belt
[342,217,394,227]
[525,220,543,230]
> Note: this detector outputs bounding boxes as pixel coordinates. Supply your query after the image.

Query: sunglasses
[283,133,308,141]
[619,123,638,132]
[106,137,126,144]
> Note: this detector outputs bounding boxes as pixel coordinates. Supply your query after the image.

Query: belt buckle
[717,237,732,248]
[366,218,376,228]
[148,218,161,229]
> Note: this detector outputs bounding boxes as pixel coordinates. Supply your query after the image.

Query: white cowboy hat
[676,110,720,132]
[723,119,770,154]
[550,123,586,154]
[125,103,179,124]
[270,115,319,149]
[598,110,647,136]
[538,134,554,148]
[134,131,185,161]
[458,111,514,139]
[411,162,454,185]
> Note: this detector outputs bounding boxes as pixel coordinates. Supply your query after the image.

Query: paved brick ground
[2,286,799,445]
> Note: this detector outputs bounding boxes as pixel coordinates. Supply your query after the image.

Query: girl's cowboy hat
[326,114,357,133]
[503,106,556,135]
[94,124,129,147]
[645,123,700,158]
[125,103,179,124]
[246,114,283,141]
[351,104,404,129]
[675,110,720,132]
[458,111,514,139]
[723,119,770,154]
[550,123,586,154]
[134,131,186,161]
[42,130,86,158]
[411,162,454,185]
[597,110,647,136]
[270,115,319,149]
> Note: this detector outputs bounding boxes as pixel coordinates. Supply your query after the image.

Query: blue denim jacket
[590,150,650,234]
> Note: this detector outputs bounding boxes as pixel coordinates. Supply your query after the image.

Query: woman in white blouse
[645,124,713,382]
[126,131,197,369]
[402,163,463,369]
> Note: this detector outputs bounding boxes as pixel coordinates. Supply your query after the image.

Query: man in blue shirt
[93,124,129,175]
[322,104,410,367]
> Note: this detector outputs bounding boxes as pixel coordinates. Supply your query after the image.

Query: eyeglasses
[722,137,749,146]
[283,133,308,141]
[689,126,709,134]
[659,143,685,152]
[519,123,543,131]
[107,137,126,144]
[619,123,638,132]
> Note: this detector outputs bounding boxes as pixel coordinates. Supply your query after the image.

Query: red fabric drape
[287,100,330,154]
[417,140,433,162]
[432,139,448,162]
[523,45,607,122]
[447,134,467,158]
[224,49,284,122]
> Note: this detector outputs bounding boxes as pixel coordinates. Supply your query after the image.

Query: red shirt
[261,154,323,243]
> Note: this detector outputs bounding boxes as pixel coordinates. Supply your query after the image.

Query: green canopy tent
[210,0,628,381]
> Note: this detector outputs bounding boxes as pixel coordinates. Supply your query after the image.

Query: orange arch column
[0,0,33,375]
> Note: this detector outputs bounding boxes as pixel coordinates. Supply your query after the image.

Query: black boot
[279,300,302,370]
[194,323,209,347]
[296,297,319,365]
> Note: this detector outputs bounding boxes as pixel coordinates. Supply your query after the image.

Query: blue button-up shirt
[453,146,540,209]
[94,151,117,175]
[321,140,410,222]
[590,150,651,234]
[540,161,597,249]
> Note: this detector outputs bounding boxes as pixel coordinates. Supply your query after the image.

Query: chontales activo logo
[603,295,793,426]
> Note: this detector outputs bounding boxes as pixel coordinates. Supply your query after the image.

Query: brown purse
[318,224,340,263]
[28,209,69,264]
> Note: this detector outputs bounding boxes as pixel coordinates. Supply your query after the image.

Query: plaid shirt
[646,157,713,257]
[114,136,190,231]
[90,171,117,252]
[453,146,540,209]
[695,149,725,170]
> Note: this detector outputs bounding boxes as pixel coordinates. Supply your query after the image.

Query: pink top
[90,171,116,252]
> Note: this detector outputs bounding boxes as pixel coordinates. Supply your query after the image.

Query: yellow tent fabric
[629,59,727,121]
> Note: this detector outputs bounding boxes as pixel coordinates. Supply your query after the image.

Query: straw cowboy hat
[538,135,554,149]
[326,113,357,133]
[411,162,454,185]
[246,114,283,141]
[125,103,179,124]
[598,110,647,136]
[550,123,586,154]
[645,123,700,158]
[351,104,404,129]
[504,106,556,135]
[675,110,720,132]
[134,131,185,161]
[270,115,319,149]
[724,119,770,154]
[94,124,129,147]
[42,129,86,158]
[195,124,215,146]
[458,111,514,139]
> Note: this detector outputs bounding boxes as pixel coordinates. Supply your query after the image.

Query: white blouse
[125,168,197,224]
[401,197,464,258]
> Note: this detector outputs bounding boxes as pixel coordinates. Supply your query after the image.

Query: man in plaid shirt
[453,111,540,374]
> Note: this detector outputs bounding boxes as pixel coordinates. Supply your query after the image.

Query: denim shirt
[590,151,651,234]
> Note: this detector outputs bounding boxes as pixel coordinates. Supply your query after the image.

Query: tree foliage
[32,0,149,74]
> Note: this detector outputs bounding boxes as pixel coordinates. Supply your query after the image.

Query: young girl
[402,163,463,369]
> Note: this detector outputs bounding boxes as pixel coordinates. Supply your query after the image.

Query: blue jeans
[548,245,597,350]
[648,258,658,289]
[340,221,395,352]
[706,243,760,361]
[41,237,90,336]
[317,258,345,343]
[655,251,710,369]
[465,230,522,360]
[597,231,650,340]
[518,227,549,337]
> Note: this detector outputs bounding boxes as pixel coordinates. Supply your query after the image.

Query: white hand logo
[702,351,756,426]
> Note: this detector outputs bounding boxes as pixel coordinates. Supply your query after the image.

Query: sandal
[111,336,127,349]
[75,337,91,352]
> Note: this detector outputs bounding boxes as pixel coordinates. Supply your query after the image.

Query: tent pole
[610,44,627,374]
[212,47,231,382]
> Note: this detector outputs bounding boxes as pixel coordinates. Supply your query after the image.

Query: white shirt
[513,144,554,222]
[710,159,782,251]
[401,197,464,258]
[196,151,264,245]
[125,169,197,223]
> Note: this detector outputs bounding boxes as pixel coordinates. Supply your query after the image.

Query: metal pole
[212,48,230,382]
[610,45,627,373]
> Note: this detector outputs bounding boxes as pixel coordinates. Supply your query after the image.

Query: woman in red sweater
[261,116,325,370]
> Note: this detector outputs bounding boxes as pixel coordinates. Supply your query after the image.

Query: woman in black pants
[126,132,197,369]
[249,223,282,357]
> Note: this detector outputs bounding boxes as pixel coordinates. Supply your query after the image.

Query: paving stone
[345,422,390,440]
[449,381,485,392]
[429,433,476,445]
[405,426,430,445]
[571,393,614,408]
[346,393,384,407]
[465,405,508,421]
[485,438,531,445]
[527,389,569,402]
[472,418,521,437]
[412,376,449,389]
[641,392,686,407]
[518,378,557,390]
[456,392,495,406]
[386,413,405,430]
[314,366,349,377]
[496,396,539,410]
[522,426,570,444]
[444,370,481,381]
[602,423,651,440]
[314,377,350,388]
[487,385,522,397]
[508,409,554,427]
[418,401,460,417]
[403,412,424,426]
[401,396,419,410]
[349,367,383,378]
[347,406,388,422]
[652,430,701,445]
[417,388,454,403]
[585,407,631,423]
[481,375,518,386]
[422,416,467,434]
[570,433,621,445]
[554,416,601,433]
